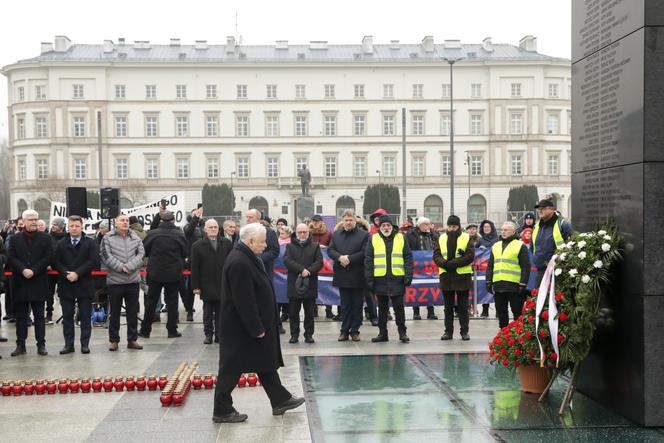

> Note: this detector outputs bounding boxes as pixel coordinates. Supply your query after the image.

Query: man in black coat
[328,209,369,342]
[140,211,187,339]
[405,216,439,320]
[54,215,98,354]
[7,209,54,356]
[191,219,233,344]
[213,223,304,423]
[181,207,204,321]
[284,223,323,344]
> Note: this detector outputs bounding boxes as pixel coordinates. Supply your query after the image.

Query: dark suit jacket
[7,231,54,302]
[54,235,98,299]
[190,237,233,301]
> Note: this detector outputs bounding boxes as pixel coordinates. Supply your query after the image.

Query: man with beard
[405,217,439,320]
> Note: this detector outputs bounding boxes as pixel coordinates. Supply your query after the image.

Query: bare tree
[122,180,147,206]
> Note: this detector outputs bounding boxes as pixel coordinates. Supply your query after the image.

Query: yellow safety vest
[438,233,472,275]
[491,239,523,283]
[372,233,405,277]
[532,219,565,253]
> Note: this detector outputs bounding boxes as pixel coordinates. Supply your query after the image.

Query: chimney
[482,37,493,52]
[444,39,461,49]
[390,40,400,50]
[118,37,126,45]
[421,36,434,53]
[170,38,181,46]
[195,40,208,50]
[362,35,374,54]
[134,40,151,50]
[519,35,537,52]
[275,40,288,50]
[54,35,71,52]
[103,40,114,53]
[226,36,236,53]
[41,42,54,54]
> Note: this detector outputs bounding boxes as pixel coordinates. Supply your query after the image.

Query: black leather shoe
[59,346,75,355]
[413,313,422,320]
[325,310,334,319]
[371,334,388,343]
[186,312,194,322]
[11,345,26,356]
[304,336,315,344]
[0,336,8,342]
[331,315,341,322]
[399,333,410,343]
[81,346,90,354]
[288,336,298,344]
[137,331,150,339]
[427,314,439,320]
[272,396,305,415]
[37,346,48,356]
[338,334,349,342]
[214,336,219,343]
[168,331,182,338]
[203,335,213,344]
[461,334,471,341]
[212,410,248,423]
[441,333,453,341]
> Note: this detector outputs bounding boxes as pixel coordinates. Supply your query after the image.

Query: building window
[510,154,523,175]
[236,115,249,136]
[175,116,189,137]
[383,156,396,177]
[510,83,522,97]
[37,159,49,179]
[206,84,217,99]
[470,114,483,135]
[73,116,86,137]
[353,114,366,136]
[145,85,156,99]
[468,194,487,223]
[237,157,249,177]
[206,115,219,137]
[325,156,337,177]
[35,117,48,138]
[17,158,26,180]
[509,112,523,134]
[547,154,560,175]
[440,113,451,136]
[16,86,24,102]
[470,155,483,176]
[295,157,309,173]
[114,116,127,137]
[176,158,189,179]
[471,83,482,98]
[441,155,451,176]
[354,84,365,99]
[412,84,423,98]
[266,157,279,178]
[383,114,395,136]
[115,85,126,99]
[412,155,425,177]
[17,118,25,139]
[206,158,220,179]
[266,85,277,99]
[324,84,335,99]
[547,113,560,134]
[176,84,187,99]
[411,114,425,136]
[145,116,158,137]
[236,85,247,99]
[146,159,159,179]
[383,84,394,98]
[548,84,559,98]
[116,158,128,179]
[72,84,84,99]
[74,158,87,180]
[295,115,308,136]
[265,115,279,137]
[441,83,451,98]
[324,115,336,136]
[295,84,306,99]
[35,85,46,100]
[353,156,366,177]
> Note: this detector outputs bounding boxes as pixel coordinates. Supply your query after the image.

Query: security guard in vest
[486,221,531,329]
[365,214,413,343]
[532,199,572,285]
[433,215,475,341]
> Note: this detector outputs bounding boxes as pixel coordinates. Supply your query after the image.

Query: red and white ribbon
[535,256,560,367]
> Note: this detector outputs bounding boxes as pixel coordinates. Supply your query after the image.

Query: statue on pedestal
[297,165,311,197]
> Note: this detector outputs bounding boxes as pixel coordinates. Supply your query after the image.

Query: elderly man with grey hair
[405,216,440,320]
[485,221,531,328]
[213,222,304,423]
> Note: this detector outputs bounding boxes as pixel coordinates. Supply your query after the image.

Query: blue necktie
[72,238,79,247]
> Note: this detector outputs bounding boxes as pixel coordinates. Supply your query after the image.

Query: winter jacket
[100,229,145,286]
[405,228,439,251]
[433,230,475,291]
[143,223,187,283]
[309,222,332,247]
[54,235,98,300]
[190,236,233,301]
[518,212,537,235]
[328,226,369,289]
[365,230,413,296]
[475,220,499,250]
[183,215,204,257]
[284,236,323,299]
[485,234,531,293]
[532,214,572,270]
[7,231,54,302]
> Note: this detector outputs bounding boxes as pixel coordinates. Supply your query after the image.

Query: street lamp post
[376,169,382,210]
[230,171,236,189]
[444,57,463,217]
[466,154,471,222]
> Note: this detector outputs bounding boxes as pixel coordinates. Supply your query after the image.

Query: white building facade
[2,35,571,224]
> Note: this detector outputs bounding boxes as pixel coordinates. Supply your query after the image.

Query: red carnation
[550,352,558,360]
[502,359,509,367]
[525,331,533,339]
[518,337,525,344]
[490,350,494,357]
[514,349,522,355]
[521,307,527,314]
[513,361,520,367]
[542,311,549,320]
[555,292,564,302]
[559,313,569,321]
[508,339,515,347]
[528,350,535,358]
[528,315,534,323]
[539,330,548,338]
[531,289,539,296]
[500,348,507,355]
[557,334,564,344]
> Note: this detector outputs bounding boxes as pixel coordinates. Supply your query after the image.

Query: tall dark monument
[572,0,664,426]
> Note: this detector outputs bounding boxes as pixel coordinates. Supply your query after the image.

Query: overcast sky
[0,0,571,139]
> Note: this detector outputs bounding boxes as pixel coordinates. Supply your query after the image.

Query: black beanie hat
[378,214,395,227]
[447,215,461,226]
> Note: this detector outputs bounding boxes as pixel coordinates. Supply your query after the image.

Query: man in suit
[213,223,304,423]
[54,215,98,354]
[7,209,54,356]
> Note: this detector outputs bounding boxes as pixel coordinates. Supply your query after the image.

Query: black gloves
[404,277,412,286]
[519,284,528,296]
[486,282,493,294]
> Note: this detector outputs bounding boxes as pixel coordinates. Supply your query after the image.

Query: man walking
[433,215,475,341]
[140,211,187,339]
[365,215,413,343]
[100,214,145,351]
[191,219,233,344]
[284,223,323,344]
[486,221,531,328]
[54,215,98,354]
[532,199,572,285]
[7,209,53,356]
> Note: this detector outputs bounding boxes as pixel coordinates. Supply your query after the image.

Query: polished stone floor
[0,301,660,442]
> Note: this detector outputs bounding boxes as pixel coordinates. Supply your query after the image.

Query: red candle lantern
[81,378,92,393]
[203,374,214,389]
[46,379,57,395]
[35,379,46,395]
[192,375,203,390]
[160,392,173,407]
[12,381,24,396]
[103,377,114,392]
[247,373,258,387]
[24,380,35,396]
[58,378,69,394]
[147,376,158,391]
[172,393,184,406]
[136,376,147,391]
[238,374,247,388]
[114,377,125,392]
[92,377,103,392]
[158,375,168,390]
[69,378,80,393]
[1,381,12,396]
[125,376,136,391]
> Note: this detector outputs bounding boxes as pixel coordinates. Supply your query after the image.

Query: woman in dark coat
[475,219,498,317]
[213,223,304,423]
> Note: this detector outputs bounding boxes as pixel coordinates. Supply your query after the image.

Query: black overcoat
[219,242,284,374]
[54,235,98,299]
[190,237,233,301]
[284,237,323,300]
[327,227,369,288]
[143,223,187,283]
[7,231,54,302]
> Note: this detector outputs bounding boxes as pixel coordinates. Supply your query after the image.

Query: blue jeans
[339,288,364,335]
